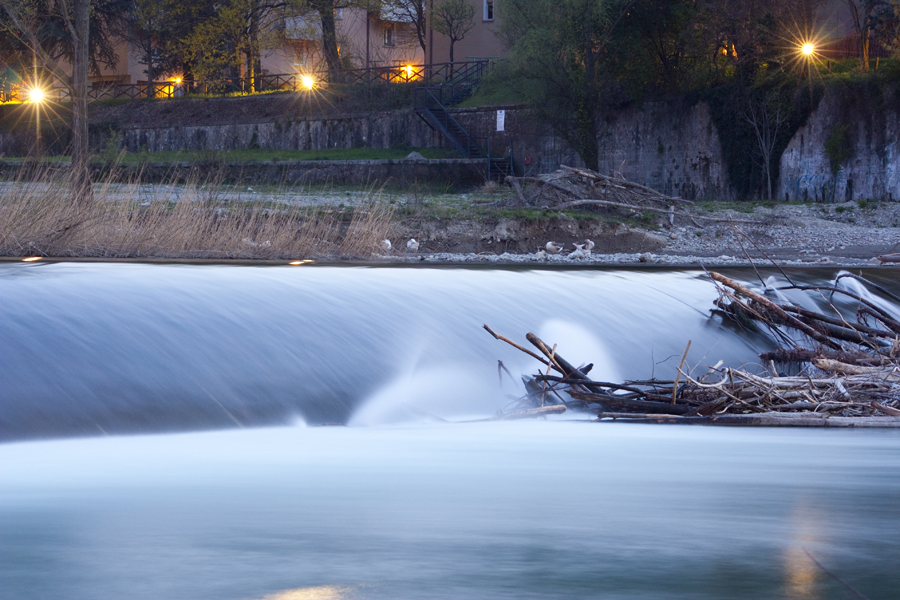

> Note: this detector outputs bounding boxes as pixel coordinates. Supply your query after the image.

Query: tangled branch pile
[506,164,691,213]
[483,270,900,427]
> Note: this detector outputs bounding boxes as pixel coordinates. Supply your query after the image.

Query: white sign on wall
[496,110,505,132]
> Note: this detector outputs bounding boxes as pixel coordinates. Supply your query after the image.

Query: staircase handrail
[414,87,484,158]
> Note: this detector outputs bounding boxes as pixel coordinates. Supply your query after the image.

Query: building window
[484,0,493,21]
[334,7,343,19]
[383,24,395,47]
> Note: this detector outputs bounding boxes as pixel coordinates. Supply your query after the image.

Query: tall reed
[0,164,395,260]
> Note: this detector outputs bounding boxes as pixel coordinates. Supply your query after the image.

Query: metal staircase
[414,88,485,158]
[413,60,512,180]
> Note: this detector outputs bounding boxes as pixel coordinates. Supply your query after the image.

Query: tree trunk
[248,3,259,92]
[315,0,341,80]
[860,27,870,72]
[579,0,600,170]
[449,39,455,63]
[71,0,92,204]
[146,44,155,98]
[846,1,870,72]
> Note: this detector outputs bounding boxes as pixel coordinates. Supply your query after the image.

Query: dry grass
[0,165,395,260]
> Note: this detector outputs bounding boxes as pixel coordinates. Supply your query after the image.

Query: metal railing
[0,60,493,104]
[414,87,486,158]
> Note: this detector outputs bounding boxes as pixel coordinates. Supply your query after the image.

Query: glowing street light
[28,87,44,103]
[301,75,315,90]
[801,43,815,57]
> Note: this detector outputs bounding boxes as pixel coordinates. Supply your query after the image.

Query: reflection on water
[258,585,354,600]
[783,504,825,600]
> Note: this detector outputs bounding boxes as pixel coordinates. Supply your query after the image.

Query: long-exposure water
[2,263,899,599]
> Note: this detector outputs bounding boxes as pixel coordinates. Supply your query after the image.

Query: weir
[3,262,897,440]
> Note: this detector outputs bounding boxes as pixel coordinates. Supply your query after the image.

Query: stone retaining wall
[0,158,489,187]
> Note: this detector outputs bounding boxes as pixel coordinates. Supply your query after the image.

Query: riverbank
[2,176,899,265]
[383,196,900,268]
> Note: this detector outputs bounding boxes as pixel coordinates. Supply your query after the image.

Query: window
[383,24,395,47]
[334,7,343,19]
[484,0,493,21]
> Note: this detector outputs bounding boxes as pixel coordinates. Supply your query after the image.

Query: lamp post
[28,86,44,157]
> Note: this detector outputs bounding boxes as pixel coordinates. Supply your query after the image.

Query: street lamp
[801,43,815,57]
[301,75,315,90]
[28,87,44,103]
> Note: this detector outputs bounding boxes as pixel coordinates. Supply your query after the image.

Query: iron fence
[0,60,493,104]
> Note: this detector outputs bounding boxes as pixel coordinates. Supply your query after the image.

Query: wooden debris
[482,270,900,427]
[505,165,766,226]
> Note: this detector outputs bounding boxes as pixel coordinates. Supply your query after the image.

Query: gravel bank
[386,201,900,267]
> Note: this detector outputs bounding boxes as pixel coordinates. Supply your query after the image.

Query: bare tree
[381,0,426,56]
[2,0,92,203]
[431,0,475,63]
[744,94,788,201]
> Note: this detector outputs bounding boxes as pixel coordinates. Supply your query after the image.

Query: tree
[844,1,874,71]
[307,0,342,78]
[127,0,181,97]
[498,0,631,169]
[2,0,94,202]
[381,0,427,56]
[743,90,788,201]
[431,0,475,63]
[604,0,720,97]
[182,0,292,91]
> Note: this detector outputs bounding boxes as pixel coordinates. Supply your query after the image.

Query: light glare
[22,256,41,262]
[301,75,315,90]
[801,43,815,56]
[28,88,44,103]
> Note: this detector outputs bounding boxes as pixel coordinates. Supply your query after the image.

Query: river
[1,262,899,599]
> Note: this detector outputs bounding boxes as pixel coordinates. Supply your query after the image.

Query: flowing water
[1,263,899,599]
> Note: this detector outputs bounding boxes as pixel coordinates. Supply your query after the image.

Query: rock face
[596,100,731,201]
[3,87,897,200]
[779,87,900,202]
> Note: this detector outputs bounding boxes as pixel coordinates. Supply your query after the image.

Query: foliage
[602,0,724,98]
[0,0,129,77]
[825,123,852,175]
[497,0,628,169]
[126,0,188,91]
[705,75,821,199]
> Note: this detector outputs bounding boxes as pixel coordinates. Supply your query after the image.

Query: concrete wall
[117,104,582,176]
[121,109,441,153]
[779,90,900,202]
[596,101,731,200]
